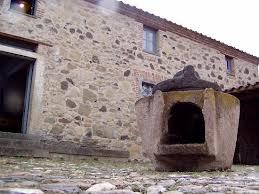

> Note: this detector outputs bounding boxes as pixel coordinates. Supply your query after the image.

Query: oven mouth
[162,102,205,145]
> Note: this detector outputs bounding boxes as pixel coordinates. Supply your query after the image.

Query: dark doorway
[0,51,34,134]
[227,84,259,165]
[163,102,205,144]
[233,97,259,164]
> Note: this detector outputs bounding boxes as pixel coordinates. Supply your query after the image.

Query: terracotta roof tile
[225,82,259,93]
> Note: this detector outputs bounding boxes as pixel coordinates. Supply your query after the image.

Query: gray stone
[0,180,4,186]
[0,188,44,194]
[83,89,97,103]
[177,44,185,50]
[69,28,75,34]
[86,182,116,192]
[128,55,135,60]
[158,179,176,188]
[79,35,85,40]
[178,185,207,193]
[66,99,77,108]
[35,24,43,29]
[99,106,107,112]
[137,54,144,60]
[147,185,166,194]
[115,40,120,45]
[86,32,93,39]
[41,183,81,193]
[120,135,129,140]
[61,81,68,90]
[43,18,51,24]
[102,26,111,32]
[50,27,58,34]
[96,66,107,72]
[92,55,100,64]
[116,120,122,127]
[89,85,98,91]
[124,70,131,77]
[218,75,223,80]
[50,124,64,135]
[66,78,74,85]
[61,70,69,74]
[58,118,71,124]
[88,191,134,194]
[78,103,91,116]
[84,190,135,194]
[44,117,56,124]
[244,68,249,74]
[211,72,216,77]
[74,116,81,121]
[19,180,39,187]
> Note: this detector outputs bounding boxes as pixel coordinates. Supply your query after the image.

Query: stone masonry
[0,0,258,158]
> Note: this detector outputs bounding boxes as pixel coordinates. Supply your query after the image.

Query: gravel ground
[0,157,259,194]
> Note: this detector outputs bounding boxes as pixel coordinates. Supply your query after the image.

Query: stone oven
[135,66,240,171]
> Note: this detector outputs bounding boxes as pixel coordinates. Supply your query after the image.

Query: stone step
[0,138,41,149]
[0,132,130,158]
[0,131,42,140]
[0,147,50,158]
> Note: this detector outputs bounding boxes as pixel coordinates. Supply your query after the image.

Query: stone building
[0,0,258,159]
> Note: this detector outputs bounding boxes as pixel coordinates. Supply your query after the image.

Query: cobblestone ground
[0,157,259,194]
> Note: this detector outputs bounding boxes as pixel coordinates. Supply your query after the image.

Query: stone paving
[0,157,259,194]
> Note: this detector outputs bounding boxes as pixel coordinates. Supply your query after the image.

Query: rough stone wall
[0,0,258,158]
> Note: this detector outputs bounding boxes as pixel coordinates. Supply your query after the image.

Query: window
[10,0,36,15]
[141,81,154,97]
[143,26,157,54]
[226,56,234,75]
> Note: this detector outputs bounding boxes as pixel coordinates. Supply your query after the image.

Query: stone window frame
[139,78,156,97]
[143,26,159,55]
[225,55,235,76]
[4,0,39,18]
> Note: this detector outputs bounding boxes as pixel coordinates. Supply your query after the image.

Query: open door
[0,51,34,134]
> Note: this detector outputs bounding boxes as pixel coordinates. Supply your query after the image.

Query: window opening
[144,26,157,54]
[10,0,36,15]
[226,55,234,75]
[141,81,154,97]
